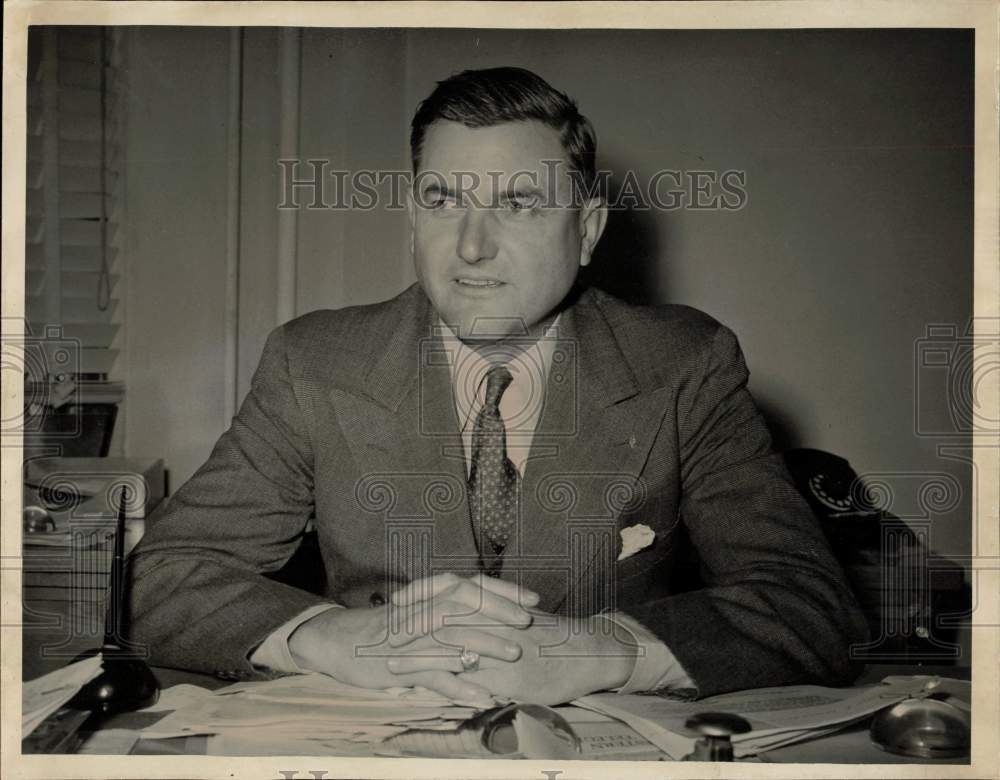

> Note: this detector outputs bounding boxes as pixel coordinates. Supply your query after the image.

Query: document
[132,674,665,759]
[76,729,141,755]
[574,675,970,759]
[22,654,103,738]
[138,672,487,745]
[376,704,663,760]
[557,706,665,760]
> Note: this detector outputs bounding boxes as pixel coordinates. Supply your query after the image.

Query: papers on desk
[76,728,141,755]
[377,703,661,759]
[133,674,664,759]
[118,671,970,759]
[137,673,488,752]
[22,654,103,738]
[574,674,971,759]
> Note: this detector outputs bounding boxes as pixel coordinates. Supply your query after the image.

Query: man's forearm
[126,551,329,678]
[623,577,868,698]
[250,603,343,673]
[595,611,696,694]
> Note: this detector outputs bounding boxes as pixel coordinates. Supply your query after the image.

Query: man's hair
[410,66,598,197]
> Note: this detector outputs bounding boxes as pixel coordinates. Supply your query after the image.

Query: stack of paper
[376,702,664,760]
[574,675,971,759]
[22,655,103,738]
[555,706,666,760]
[137,673,491,753]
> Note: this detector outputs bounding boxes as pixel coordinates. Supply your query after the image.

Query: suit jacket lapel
[330,286,479,584]
[513,289,669,614]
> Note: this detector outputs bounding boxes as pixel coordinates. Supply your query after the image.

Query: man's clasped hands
[287,573,638,705]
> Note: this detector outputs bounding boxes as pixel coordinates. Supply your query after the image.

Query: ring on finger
[459,647,480,671]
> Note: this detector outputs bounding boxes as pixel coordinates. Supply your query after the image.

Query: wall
[120,28,410,486]
[120,27,233,491]
[119,28,973,572]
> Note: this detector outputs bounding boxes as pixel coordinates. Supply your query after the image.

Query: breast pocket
[614,544,663,582]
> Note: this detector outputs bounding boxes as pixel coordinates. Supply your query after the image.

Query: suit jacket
[126,283,868,696]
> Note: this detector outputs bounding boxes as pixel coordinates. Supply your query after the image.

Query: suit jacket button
[369,592,386,607]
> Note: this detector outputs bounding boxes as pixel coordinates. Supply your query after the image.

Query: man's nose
[457,208,499,263]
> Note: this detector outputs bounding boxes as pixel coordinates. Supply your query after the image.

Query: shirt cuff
[249,603,343,674]
[596,610,696,694]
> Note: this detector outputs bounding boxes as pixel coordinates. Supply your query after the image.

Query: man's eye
[505,195,540,212]
[423,192,457,210]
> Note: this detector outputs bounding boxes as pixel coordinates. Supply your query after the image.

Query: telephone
[783,448,863,518]
[783,448,968,662]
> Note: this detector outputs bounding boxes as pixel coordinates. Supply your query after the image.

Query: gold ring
[459,647,480,671]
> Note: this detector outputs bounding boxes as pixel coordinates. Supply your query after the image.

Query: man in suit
[126,67,867,705]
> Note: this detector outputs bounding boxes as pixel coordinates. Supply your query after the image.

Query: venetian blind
[26,27,122,383]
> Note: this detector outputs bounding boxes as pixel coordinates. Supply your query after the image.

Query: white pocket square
[617,524,655,561]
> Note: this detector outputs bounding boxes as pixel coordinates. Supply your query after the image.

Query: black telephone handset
[783,448,862,519]
[782,448,889,560]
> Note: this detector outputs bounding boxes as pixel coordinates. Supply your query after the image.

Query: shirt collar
[438,316,562,436]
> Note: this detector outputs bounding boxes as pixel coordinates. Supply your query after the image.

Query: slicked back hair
[410,67,598,198]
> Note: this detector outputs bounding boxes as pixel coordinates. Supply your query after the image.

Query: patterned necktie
[468,364,518,576]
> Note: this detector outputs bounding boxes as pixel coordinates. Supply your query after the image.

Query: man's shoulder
[590,288,718,329]
[577,287,740,392]
[284,285,419,337]
[270,283,426,378]
[586,287,727,354]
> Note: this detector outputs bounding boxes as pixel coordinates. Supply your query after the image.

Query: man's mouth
[455,277,505,288]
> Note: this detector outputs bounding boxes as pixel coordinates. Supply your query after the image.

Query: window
[25,27,124,457]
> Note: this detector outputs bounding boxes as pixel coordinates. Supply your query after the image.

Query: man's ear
[578,198,608,268]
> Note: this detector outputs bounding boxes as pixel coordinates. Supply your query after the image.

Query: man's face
[409,120,606,342]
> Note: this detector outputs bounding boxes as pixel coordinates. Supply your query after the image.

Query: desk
[61,664,970,763]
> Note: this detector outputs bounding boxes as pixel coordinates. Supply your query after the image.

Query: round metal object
[870,697,970,759]
[23,505,56,534]
[685,711,753,737]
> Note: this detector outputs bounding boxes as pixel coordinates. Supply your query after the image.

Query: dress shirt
[440,318,555,477]
[251,317,694,694]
